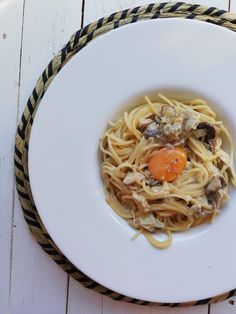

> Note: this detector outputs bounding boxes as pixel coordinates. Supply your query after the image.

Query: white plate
[29,18,236,303]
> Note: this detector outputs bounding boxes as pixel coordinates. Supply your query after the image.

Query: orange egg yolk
[148,146,187,182]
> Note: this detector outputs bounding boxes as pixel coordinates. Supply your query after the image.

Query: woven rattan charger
[15,2,236,307]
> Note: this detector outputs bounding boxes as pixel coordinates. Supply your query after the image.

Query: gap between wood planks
[8,0,26,305]
[65,275,70,314]
[81,0,85,29]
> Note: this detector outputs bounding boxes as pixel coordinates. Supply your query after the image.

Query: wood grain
[211,299,236,314]
[0,0,24,313]
[9,1,82,314]
[67,278,102,314]
[230,0,236,12]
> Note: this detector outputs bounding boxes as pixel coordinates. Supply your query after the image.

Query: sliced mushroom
[163,122,182,136]
[207,189,225,209]
[183,111,199,132]
[193,128,207,139]
[205,176,222,195]
[219,175,227,188]
[205,175,226,208]
[197,122,216,140]
[132,192,149,209]
[143,122,159,139]
[159,131,185,145]
[139,117,153,131]
[161,106,176,122]
[197,122,217,152]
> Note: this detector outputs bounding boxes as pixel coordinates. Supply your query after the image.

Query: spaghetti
[100,94,236,249]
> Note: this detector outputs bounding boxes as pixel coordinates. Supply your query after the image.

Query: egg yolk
[148,146,187,182]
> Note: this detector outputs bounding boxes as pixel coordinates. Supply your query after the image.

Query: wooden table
[1,0,235,313]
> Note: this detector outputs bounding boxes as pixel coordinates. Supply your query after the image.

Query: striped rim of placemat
[14,2,236,307]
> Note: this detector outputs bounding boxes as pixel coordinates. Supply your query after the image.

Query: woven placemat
[15,2,236,307]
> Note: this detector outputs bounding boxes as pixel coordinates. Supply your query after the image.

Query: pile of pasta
[100,94,236,248]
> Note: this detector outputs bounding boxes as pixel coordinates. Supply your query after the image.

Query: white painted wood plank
[10,223,68,314]
[103,297,209,314]
[169,0,229,10]
[67,278,102,314]
[0,0,23,313]
[211,299,236,314]
[9,1,83,314]
[230,0,236,13]
[17,0,83,117]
